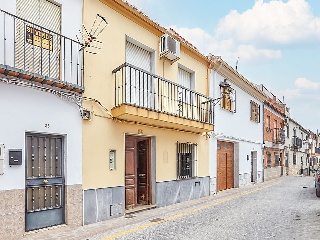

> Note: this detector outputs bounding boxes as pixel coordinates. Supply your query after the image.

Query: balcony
[0,9,84,93]
[292,136,303,149]
[272,128,285,145]
[112,63,214,133]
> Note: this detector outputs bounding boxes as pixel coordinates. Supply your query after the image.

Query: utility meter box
[9,149,22,165]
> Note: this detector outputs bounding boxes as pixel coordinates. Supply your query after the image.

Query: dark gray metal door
[251,151,257,183]
[25,134,65,231]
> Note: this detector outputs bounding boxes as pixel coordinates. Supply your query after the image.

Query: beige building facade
[82,0,214,224]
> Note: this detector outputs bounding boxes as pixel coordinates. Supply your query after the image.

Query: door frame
[125,134,154,209]
[251,151,257,183]
[25,132,66,231]
[216,140,234,192]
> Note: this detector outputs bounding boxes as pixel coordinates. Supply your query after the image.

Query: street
[23,176,320,240]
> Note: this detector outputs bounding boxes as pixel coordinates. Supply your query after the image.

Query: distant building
[260,85,286,181]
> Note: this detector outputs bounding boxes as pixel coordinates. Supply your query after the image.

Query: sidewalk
[21,178,283,240]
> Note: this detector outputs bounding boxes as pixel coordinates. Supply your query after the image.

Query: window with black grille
[177,142,197,179]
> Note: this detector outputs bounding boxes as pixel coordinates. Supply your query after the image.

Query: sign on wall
[26,25,53,51]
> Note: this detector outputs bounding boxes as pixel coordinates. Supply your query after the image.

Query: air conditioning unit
[160,34,180,62]
[82,109,92,120]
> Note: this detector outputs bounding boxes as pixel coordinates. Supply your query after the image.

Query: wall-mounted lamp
[219,79,231,88]
[202,79,231,105]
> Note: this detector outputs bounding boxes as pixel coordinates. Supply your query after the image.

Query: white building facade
[209,57,266,194]
[0,0,83,238]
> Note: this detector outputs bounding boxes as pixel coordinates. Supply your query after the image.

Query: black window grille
[177,142,197,179]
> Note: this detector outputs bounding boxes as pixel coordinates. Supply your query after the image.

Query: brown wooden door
[137,140,150,205]
[217,141,234,191]
[125,136,151,209]
[125,136,137,209]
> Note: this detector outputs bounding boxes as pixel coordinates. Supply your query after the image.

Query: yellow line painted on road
[102,182,280,240]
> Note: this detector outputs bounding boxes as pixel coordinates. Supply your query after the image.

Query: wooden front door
[125,135,151,209]
[217,141,234,192]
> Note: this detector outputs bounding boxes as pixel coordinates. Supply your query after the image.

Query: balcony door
[125,41,154,109]
[178,66,195,118]
[16,0,61,78]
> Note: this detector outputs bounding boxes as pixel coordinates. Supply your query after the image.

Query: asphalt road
[97,176,320,240]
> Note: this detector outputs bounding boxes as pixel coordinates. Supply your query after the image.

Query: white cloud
[169,25,281,61]
[216,0,320,44]
[281,88,301,99]
[295,78,320,90]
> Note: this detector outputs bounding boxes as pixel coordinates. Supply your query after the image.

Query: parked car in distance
[314,167,320,197]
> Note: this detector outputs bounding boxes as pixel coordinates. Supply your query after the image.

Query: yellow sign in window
[26,25,53,51]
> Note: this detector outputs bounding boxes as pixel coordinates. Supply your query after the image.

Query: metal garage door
[217,141,234,191]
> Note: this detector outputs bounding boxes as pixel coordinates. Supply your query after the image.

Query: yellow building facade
[82,0,214,224]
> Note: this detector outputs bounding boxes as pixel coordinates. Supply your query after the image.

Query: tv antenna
[235,57,239,71]
[77,13,108,54]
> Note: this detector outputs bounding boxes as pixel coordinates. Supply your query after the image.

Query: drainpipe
[262,102,265,182]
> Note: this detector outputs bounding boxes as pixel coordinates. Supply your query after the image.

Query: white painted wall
[209,71,264,192]
[0,82,82,190]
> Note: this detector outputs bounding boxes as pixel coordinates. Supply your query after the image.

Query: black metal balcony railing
[112,63,214,124]
[292,136,303,149]
[0,9,83,87]
[273,128,285,144]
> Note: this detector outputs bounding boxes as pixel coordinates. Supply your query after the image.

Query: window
[293,153,296,165]
[266,115,270,131]
[286,125,289,138]
[220,85,236,112]
[125,39,155,108]
[273,120,277,140]
[177,142,197,179]
[250,101,260,123]
[178,66,195,103]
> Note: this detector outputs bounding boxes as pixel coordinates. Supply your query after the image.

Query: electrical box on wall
[9,149,22,165]
[109,150,116,170]
[0,143,4,175]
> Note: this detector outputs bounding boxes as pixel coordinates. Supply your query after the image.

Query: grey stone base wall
[156,177,210,208]
[65,184,83,227]
[84,186,125,225]
[0,189,24,239]
[210,177,217,195]
[257,171,263,183]
[239,171,264,186]
[264,166,284,181]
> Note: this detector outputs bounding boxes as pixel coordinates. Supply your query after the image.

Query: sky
[126,0,320,133]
